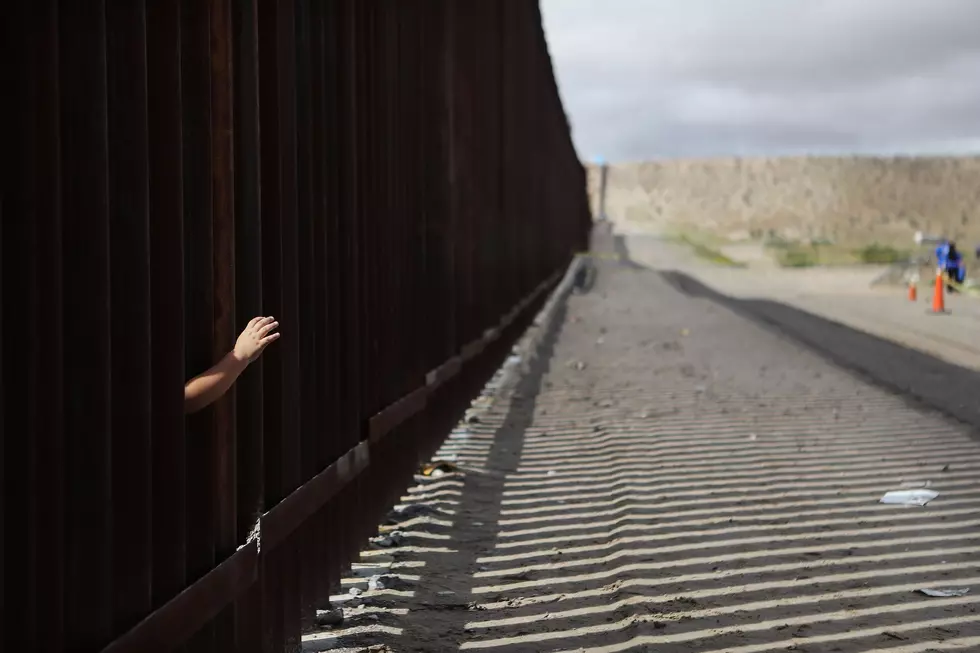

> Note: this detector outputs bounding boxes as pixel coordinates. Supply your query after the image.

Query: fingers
[247,316,275,333]
[257,320,279,338]
[258,332,281,346]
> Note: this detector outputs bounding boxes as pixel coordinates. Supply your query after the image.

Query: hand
[233,316,280,363]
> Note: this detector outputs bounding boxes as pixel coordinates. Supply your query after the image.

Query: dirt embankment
[588,156,980,246]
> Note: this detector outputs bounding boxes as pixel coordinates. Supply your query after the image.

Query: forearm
[184,351,249,414]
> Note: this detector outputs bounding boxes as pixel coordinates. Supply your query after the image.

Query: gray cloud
[540,0,980,161]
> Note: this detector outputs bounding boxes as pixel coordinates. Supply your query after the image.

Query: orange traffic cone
[908,279,917,301]
[930,270,945,313]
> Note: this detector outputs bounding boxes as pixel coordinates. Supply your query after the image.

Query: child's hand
[233,316,280,363]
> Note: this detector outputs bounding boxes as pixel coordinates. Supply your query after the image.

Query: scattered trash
[506,355,522,366]
[880,489,939,506]
[942,465,951,472]
[315,607,345,628]
[420,460,459,477]
[371,531,405,548]
[367,575,410,591]
[748,433,758,441]
[547,470,557,476]
[349,587,363,597]
[385,503,438,525]
[918,588,970,598]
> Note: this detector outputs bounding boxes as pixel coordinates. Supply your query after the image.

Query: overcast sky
[540,0,980,162]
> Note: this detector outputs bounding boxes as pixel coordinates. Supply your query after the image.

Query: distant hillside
[587,157,980,245]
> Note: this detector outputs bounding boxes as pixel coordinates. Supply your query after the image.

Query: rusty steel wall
[1,1,591,651]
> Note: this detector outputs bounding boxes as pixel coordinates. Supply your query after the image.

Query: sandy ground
[307,239,980,652]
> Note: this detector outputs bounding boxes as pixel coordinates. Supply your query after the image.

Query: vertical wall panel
[106,0,153,638]
[181,1,217,651]
[210,0,238,561]
[27,2,67,650]
[233,0,264,544]
[146,0,187,614]
[59,2,114,648]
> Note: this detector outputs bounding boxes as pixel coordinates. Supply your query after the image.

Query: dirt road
[309,252,980,652]
[625,234,980,370]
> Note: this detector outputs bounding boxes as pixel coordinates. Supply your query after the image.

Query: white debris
[880,489,939,506]
[918,588,970,597]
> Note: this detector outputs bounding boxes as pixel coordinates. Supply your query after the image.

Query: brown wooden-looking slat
[179,0,217,650]
[60,2,114,648]
[232,0,263,544]
[6,4,37,649]
[180,5,219,653]
[208,0,239,647]
[146,0,188,616]
[232,0,264,646]
[26,1,67,649]
[106,0,154,638]
[257,1,286,649]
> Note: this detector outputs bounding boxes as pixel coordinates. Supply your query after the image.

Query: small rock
[368,574,411,591]
[315,607,344,628]
[371,531,405,548]
[466,414,481,424]
[349,587,363,597]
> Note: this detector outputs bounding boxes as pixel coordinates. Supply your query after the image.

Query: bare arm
[184,316,280,414]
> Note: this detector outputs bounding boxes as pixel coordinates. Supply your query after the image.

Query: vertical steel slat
[309,1,334,606]
[232,0,264,649]
[59,2,114,648]
[5,5,41,647]
[294,0,318,485]
[210,0,238,562]
[347,0,365,451]
[293,0,320,631]
[276,2,302,649]
[322,0,346,598]
[106,0,153,638]
[208,0,239,648]
[146,0,187,616]
[27,2,67,649]
[257,0,286,649]
[180,0,217,650]
[232,0,264,545]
